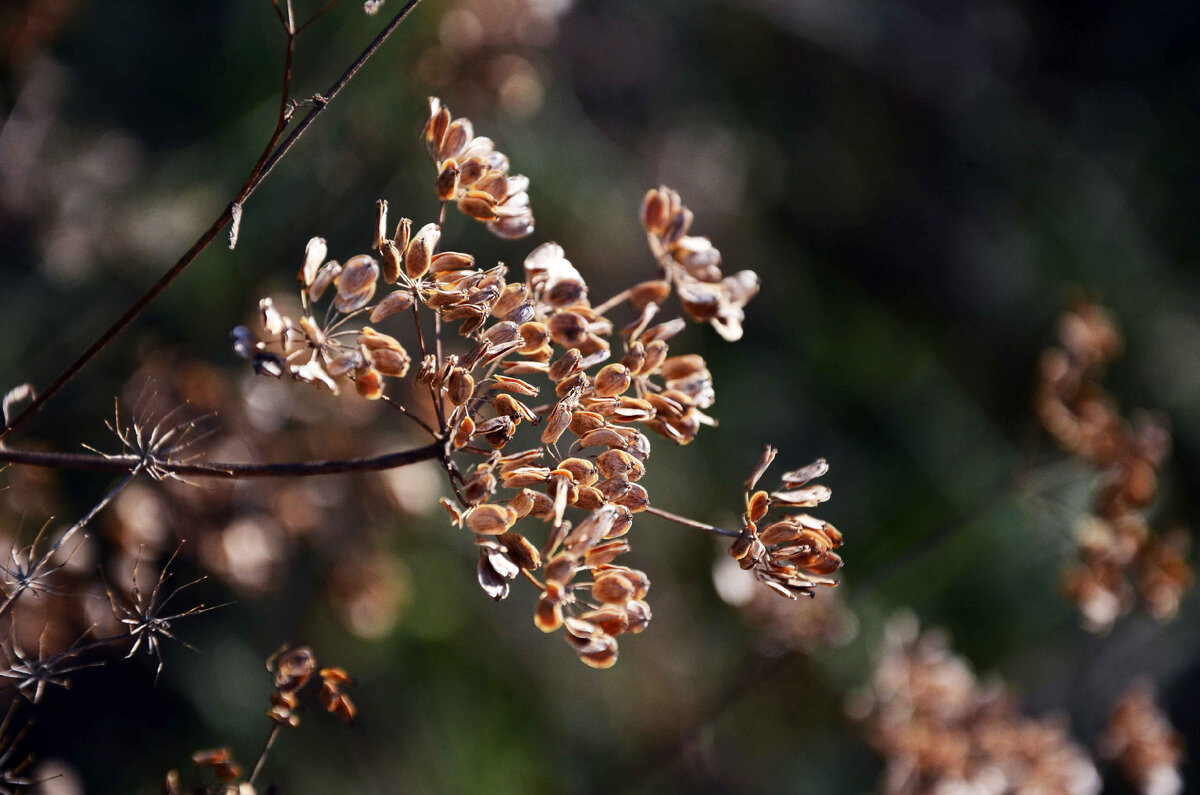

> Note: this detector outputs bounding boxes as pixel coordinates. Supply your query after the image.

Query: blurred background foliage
[2,0,1200,792]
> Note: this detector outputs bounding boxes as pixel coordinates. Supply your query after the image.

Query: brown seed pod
[380,240,402,284]
[430,250,475,273]
[355,368,384,400]
[464,504,514,535]
[541,401,572,446]
[630,278,672,309]
[641,188,671,235]
[405,223,440,281]
[498,530,541,570]
[446,367,475,405]
[370,290,416,322]
[747,490,771,523]
[436,158,460,202]
[458,190,499,222]
[334,255,380,313]
[593,364,632,398]
[439,118,473,161]
[558,458,598,487]
[534,594,564,633]
[592,571,635,604]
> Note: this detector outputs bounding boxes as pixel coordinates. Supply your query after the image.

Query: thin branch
[0,0,428,442]
[248,725,282,786]
[645,505,741,539]
[0,441,442,478]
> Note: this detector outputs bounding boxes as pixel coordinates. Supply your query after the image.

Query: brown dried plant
[848,614,1101,795]
[228,97,839,668]
[1034,300,1192,630]
[1100,681,1184,795]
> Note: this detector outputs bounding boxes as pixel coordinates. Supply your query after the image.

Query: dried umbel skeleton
[233,97,843,668]
[849,616,1101,795]
[1034,301,1192,631]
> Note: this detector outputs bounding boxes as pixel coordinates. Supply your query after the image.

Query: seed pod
[747,490,770,523]
[569,410,605,437]
[298,236,328,287]
[325,349,365,377]
[476,171,508,200]
[457,189,499,222]
[259,297,286,336]
[380,240,402,284]
[518,322,551,355]
[541,401,572,446]
[506,489,536,518]
[630,279,672,309]
[758,520,801,546]
[477,554,511,601]
[498,450,544,470]
[584,540,630,567]
[493,393,536,423]
[660,354,707,382]
[566,630,618,669]
[573,486,605,511]
[370,346,410,378]
[374,199,389,250]
[596,449,645,481]
[446,367,475,405]
[624,599,652,634]
[370,290,416,322]
[464,504,513,535]
[309,260,341,302]
[544,555,576,586]
[392,217,412,256]
[452,415,475,448]
[355,368,383,400]
[641,188,670,235]
[334,255,380,313]
[498,530,541,570]
[579,606,629,637]
[423,98,451,159]
[436,158,460,201]
[592,364,631,398]
[558,457,598,487]
[534,594,563,633]
[430,250,474,272]
[771,484,833,507]
[501,466,552,489]
[438,118,473,161]
[405,223,440,281]
[592,571,635,604]
[492,375,539,397]
[493,283,527,320]
[458,155,488,187]
[548,348,583,382]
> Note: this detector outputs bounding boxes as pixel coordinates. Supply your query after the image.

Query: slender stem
[380,395,438,438]
[0,0,427,442]
[644,505,740,538]
[591,288,632,317]
[0,442,441,478]
[248,724,282,787]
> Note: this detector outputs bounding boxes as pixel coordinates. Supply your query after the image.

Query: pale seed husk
[369,290,416,322]
[334,255,380,313]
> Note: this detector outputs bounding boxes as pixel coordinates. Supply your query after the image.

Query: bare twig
[0,0,427,442]
[645,505,741,539]
[0,441,441,478]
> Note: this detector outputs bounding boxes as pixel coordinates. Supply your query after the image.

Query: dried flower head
[848,615,1101,795]
[423,97,534,239]
[1100,681,1184,795]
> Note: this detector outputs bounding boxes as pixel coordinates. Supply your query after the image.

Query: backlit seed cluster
[727,446,843,599]
[849,616,1101,795]
[1035,301,1192,631]
[233,98,839,668]
[1100,682,1184,795]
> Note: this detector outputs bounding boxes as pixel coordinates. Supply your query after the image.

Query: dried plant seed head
[430,251,475,273]
[310,260,341,302]
[458,190,500,222]
[641,188,670,236]
[405,223,440,281]
[370,290,416,322]
[436,158,460,202]
[334,255,380,313]
[299,236,328,286]
[374,199,389,250]
[423,98,451,159]
[380,239,402,284]
[593,364,632,398]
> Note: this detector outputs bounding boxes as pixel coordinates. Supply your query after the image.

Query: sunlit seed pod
[373,199,389,250]
[488,214,535,240]
[619,343,646,375]
[308,260,341,302]
[639,340,670,377]
[567,631,618,669]
[596,478,631,505]
[493,283,527,320]
[477,554,511,601]
[592,364,632,398]
[506,489,535,518]
[501,467,553,489]
[640,318,687,344]
[292,353,339,392]
[630,279,672,310]
[497,449,544,470]
[803,551,843,575]
[485,422,517,449]
[579,606,629,637]
[334,255,380,313]
[369,290,416,323]
[585,540,630,567]
[547,311,587,348]
[518,321,551,354]
[380,239,402,284]
[438,118,473,161]
[498,530,541,570]
[541,402,572,446]
[328,692,357,724]
[729,527,757,561]
[464,504,513,535]
[429,250,475,273]
[771,484,833,507]
[298,236,328,287]
[435,158,460,202]
[595,449,643,481]
[557,458,597,487]
[548,348,583,383]
[544,554,576,586]
[644,393,685,420]
[259,297,286,336]
[534,594,563,633]
[640,188,670,235]
[547,471,579,507]
[405,223,439,281]
[592,572,634,604]
[192,748,234,766]
[747,490,771,523]
[423,98,451,159]
[780,458,829,487]
[554,373,591,401]
[392,216,411,256]
[416,353,437,384]
[758,520,801,546]
[626,432,652,461]
[435,354,458,388]
[606,505,634,538]
[463,473,496,506]
[528,490,556,520]
[569,410,606,436]
[677,286,720,323]
[623,599,652,634]
[358,326,403,351]
[660,354,707,382]
[354,368,384,400]
[493,394,536,423]
[475,170,508,201]
[370,347,410,378]
[491,375,539,397]
[573,486,605,511]
[458,155,488,188]
[457,189,499,222]
[452,415,475,449]
[578,428,631,450]
[325,349,365,377]
[446,368,475,405]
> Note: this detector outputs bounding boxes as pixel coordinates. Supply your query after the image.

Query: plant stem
[644,505,740,538]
